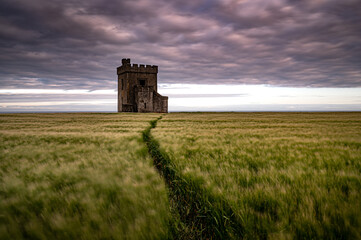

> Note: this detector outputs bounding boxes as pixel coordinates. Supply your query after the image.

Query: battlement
[117,58,158,74]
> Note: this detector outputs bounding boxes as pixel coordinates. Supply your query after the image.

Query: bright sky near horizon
[0,0,360,112]
[1,84,360,112]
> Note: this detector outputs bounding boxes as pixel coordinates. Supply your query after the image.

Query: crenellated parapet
[117,59,158,74]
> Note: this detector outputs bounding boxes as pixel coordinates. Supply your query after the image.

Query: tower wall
[117,58,168,113]
[136,87,154,113]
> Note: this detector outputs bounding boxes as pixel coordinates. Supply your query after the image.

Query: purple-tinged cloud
[0,0,360,89]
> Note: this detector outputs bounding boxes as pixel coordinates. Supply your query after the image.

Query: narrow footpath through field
[142,116,243,239]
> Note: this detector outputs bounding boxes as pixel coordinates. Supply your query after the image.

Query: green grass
[1,112,360,239]
[152,112,361,239]
[0,113,172,239]
[143,116,242,239]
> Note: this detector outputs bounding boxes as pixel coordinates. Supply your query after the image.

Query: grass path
[142,116,243,239]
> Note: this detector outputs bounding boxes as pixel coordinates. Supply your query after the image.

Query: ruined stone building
[117,58,168,113]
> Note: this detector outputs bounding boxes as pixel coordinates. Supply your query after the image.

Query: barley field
[1,112,360,239]
[152,112,361,239]
[0,113,171,239]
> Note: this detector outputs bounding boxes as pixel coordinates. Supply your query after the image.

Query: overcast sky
[0,0,360,111]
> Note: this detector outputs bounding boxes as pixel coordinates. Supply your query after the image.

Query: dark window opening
[139,80,146,86]
[121,79,124,90]
[144,103,147,109]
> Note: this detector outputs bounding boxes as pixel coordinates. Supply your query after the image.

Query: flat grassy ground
[0,113,171,239]
[1,112,360,239]
[153,112,361,239]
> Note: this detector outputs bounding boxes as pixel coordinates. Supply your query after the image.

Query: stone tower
[117,58,168,113]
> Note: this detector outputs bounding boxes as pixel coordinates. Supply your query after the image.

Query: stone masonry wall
[117,58,168,113]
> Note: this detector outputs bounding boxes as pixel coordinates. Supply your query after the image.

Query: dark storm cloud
[0,0,360,89]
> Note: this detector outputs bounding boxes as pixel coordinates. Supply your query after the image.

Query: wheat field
[0,113,171,239]
[1,112,360,239]
[152,112,361,239]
